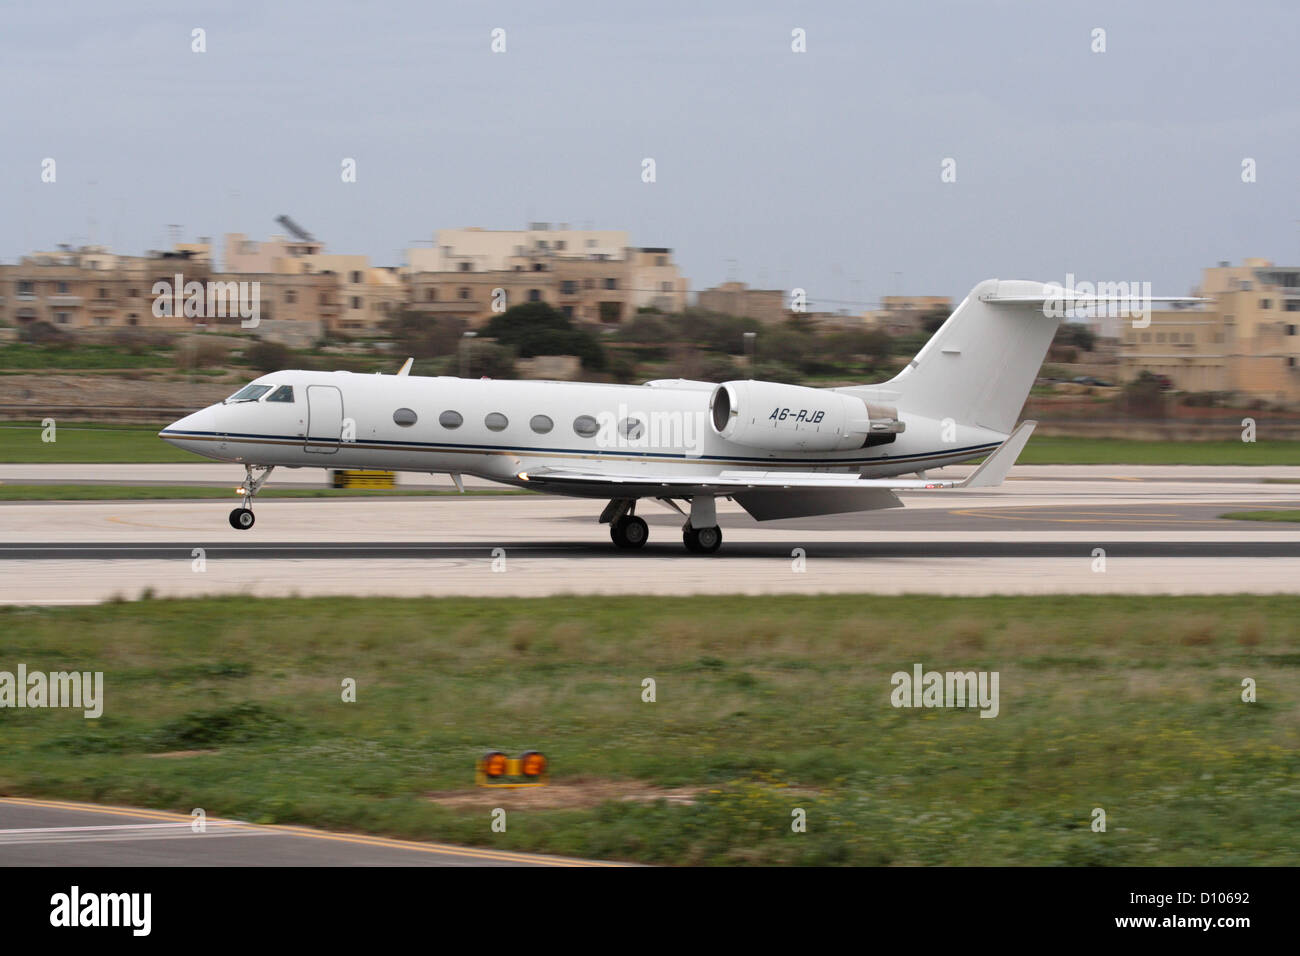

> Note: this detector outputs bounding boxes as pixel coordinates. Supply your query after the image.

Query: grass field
[2,421,1298,466]
[0,595,1295,865]
[1220,510,1300,523]
[0,485,529,501]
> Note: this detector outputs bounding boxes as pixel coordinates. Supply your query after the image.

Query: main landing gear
[599,496,723,554]
[229,464,274,531]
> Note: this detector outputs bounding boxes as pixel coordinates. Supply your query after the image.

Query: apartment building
[404,223,688,326]
[1119,258,1300,402]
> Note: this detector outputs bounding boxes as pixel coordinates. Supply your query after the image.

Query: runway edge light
[476,750,549,789]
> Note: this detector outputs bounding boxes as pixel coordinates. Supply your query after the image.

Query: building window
[583,279,594,289]
[17,281,34,297]
[55,312,70,324]
[127,315,139,326]
[1288,325,1298,336]
[285,290,297,304]
[529,414,553,434]
[528,289,542,302]
[1260,299,1272,309]
[1285,301,1300,312]
[573,415,599,438]
[98,288,109,299]
[350,271,362,284]
[393,407,417,426]
[351,296,361,310]
[603,277,617,290]
[556,240,566,251]
[57,281,69,294]
[426,288,437,302]
[439,410,463,429]
[459,262,472,272]
[458,288,471,300]
[485,412,508,432]
[1141,333,1151,343]
[655,256,666,266]
[319,293,329,305]
[561,280,577,294]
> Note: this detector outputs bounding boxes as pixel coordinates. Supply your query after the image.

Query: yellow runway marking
[0,796,620,866]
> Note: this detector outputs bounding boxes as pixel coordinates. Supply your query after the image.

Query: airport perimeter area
[0,460,1297,866]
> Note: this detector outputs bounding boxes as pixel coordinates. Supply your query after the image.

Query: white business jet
[159,279,1177,554]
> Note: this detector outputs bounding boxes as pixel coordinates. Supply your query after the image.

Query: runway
[2,465,1298,601]
[0,798,610,867]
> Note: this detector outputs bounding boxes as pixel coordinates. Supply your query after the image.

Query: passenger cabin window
[485,412,508,432]
[266,385,295,403]
[439,410,464,429]
[393,408,418,426]
[529,415,553,434]
[573,415,599,438]
[228,384,272,403]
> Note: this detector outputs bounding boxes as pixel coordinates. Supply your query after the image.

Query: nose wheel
[229,464,274,530]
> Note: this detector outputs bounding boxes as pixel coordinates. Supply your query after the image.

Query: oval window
[530,414,554,434]
[485,412,508,432]
[573,415,599,438]
[439,410,463,429]
[393,408,417,427]
[619,417,645,440]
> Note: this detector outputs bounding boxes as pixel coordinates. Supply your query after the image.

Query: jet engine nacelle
[709,380,904,452]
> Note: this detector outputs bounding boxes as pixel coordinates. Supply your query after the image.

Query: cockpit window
[227,384,272,403]
[266,385,295,403]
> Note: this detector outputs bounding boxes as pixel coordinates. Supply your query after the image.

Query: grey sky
[2,0,1296,309]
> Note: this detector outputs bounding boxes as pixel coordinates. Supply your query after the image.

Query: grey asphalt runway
[0,798,612,867]
[2,466,1298,599]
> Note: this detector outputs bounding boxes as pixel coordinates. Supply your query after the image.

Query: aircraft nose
[159,406,217,447]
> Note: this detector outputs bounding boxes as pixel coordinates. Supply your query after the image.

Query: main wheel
[610,515,649,549]
[229,507,255,530]
[683,525,722,554]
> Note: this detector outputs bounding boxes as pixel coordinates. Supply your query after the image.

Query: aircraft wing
[518,422,1036,518]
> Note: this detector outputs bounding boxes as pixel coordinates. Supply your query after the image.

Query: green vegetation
[1220,510,1300,523]
[0,485,527,501]
[1015,438,1298,466]
[0,342,173,370]
[0,423,197,462]
[1,595,1295,865]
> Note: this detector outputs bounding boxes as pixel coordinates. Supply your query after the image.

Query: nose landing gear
[229,464,274,531]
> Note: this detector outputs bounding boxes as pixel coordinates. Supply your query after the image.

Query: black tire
[229,507,255,530]
[684,525,722,554]
[611,515,649,549]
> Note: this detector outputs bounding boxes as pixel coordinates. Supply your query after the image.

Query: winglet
[396,357,414,376]
[959,420,1036,488]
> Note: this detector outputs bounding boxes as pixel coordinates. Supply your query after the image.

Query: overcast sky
[2,0,1296,310]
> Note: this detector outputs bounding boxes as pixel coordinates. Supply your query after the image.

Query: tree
[246,339,292,373]
[382,311,467,359]
[484,302,606,370]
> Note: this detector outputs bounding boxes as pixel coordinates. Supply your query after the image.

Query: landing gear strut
[229,464,274,531]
